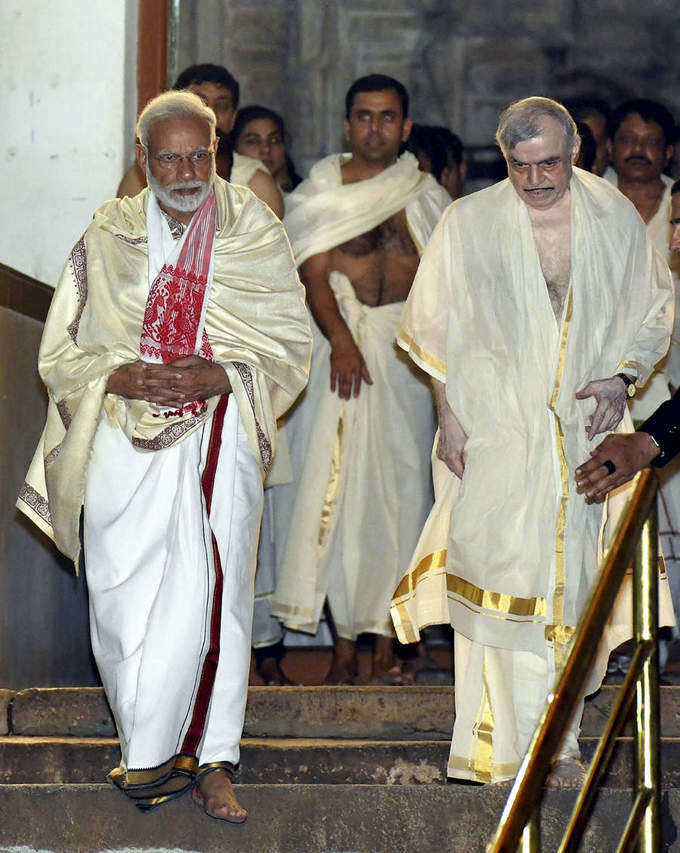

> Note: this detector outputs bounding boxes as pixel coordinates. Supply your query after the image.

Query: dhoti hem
[109,756,235,811]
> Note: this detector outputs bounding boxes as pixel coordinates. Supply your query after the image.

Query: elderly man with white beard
[17,91,311,822]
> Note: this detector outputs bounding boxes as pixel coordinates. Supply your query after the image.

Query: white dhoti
[272,273,436,640]
[450,637,582,783]
[84,397,262,805]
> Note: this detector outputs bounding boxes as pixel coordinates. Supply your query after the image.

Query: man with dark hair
[407,124,467,200]
[344,73,409,121]
[174,63,240,113]
[577,179,680,497]
[605,98,680,619]
[117,63,283,217]
[606,99,675,246]
[564,97,611,176]
[269,74,450,684]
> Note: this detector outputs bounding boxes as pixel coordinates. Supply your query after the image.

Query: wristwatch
[616,373,637,398]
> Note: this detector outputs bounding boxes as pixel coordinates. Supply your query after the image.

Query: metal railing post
[633,502,660,853]
[518,809,540,852]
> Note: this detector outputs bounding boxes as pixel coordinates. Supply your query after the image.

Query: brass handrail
[487,467,660,852]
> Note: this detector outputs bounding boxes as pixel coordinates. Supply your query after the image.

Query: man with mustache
[390,97,673,786]
[17,91,311,822]
[577,179,680,496]
[607,99,675,259]
[269,75,450,684]
[605,99,680,648]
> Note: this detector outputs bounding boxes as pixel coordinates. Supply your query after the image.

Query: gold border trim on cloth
[393,548,547,617]
[448,663,520,783]
[447,755,521,784]
[318,408,345,550]
[396,328,447,376]
[109,753,199,811]
[197,760,235,780]
[616,359,646,379]
[548,287,573,660]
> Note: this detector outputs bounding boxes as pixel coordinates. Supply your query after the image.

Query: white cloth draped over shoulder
[17,177,311,565]
[392,168,674,664]
[270,153,450,639]
[284,152,451,262]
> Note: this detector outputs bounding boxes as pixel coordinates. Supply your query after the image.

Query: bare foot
[192,769,247,823]
[257,657,294,686]
[371,635,413,684]
[545,757,586,789]
[324,637,357,684]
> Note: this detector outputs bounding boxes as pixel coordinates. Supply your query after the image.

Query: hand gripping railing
[487,467,660,852]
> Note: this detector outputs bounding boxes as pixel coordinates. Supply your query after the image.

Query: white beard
[146,163,215,214]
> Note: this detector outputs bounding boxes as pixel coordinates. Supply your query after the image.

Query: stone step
[6,684,680,739]
[0,783,678,852]
[1,734,679,789]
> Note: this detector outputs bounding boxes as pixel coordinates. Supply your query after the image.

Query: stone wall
[179,0,680,175]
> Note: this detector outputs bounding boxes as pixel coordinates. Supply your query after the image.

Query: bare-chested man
[391,97,672,785]
[267,75,449,683]
[117,64,283,218]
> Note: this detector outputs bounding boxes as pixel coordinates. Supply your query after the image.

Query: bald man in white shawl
[269,75,449,683]
[17,92,311,821]
[391,97,674,786]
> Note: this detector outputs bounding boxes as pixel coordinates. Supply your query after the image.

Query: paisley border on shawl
[56,400,72,429]
[232,361,273,472]
[131,416,203,451]
[45,444,62,465]
[18,483,52,525]
[113,233,148,246]
[66,236,88,344]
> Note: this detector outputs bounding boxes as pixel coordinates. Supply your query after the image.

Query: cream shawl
[392,168,673,654]
[18,177,311,564]
[284,151,451,261]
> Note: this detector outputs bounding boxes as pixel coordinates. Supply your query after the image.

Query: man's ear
[571,136,581,164]
[135,142,147,174]
[401,117,413,143]
[343,118,351,142]
[459,160,468,182]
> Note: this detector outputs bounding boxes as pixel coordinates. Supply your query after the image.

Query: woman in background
[232,105,303,197]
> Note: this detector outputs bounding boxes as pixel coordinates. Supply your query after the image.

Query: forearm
[639,396,680,467]
[304,276,353,346]
[431,378,452,424]
[431,378,468,476]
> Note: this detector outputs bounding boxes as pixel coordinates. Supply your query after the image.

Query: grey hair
[496,97,578,156]
[136,91,216,149]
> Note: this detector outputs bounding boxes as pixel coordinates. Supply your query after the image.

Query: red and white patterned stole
[140,190,217,365]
